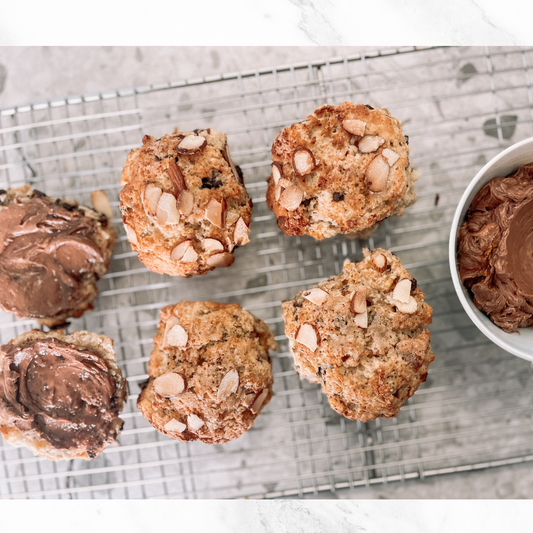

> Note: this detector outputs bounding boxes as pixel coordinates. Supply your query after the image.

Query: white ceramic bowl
[449,136,533,362]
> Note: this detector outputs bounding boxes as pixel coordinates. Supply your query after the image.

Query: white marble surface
[1,0,533,46]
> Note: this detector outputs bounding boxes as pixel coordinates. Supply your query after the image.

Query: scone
[138,301,277,444]
[267,102,417,240]
[0,329,127,461]
[0,185,116,327]
[120,130,253,277]
[282,248,434,422]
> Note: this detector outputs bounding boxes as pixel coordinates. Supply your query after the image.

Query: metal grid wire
[1,46,533,499]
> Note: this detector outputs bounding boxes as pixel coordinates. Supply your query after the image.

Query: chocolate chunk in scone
[267,102,418,240]
[282,248,434,422]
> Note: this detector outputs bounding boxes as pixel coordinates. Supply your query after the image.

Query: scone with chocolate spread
[120,130,253,277]
[282,248,434,422]
[0,185,116,327]
[138,301,277,444]
[267,102,417,240]
[0,330,127,461]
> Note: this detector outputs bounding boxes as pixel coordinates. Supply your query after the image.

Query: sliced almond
[206,252,234,268]
[303,287,328,306]
[181,245,198,263]
[382,148,400,166]
[168,160,187,194]
[153,372,186,398]
[187,414,204,431]
[342,119,366,136]
[359,135,385,153]
[279,185,304,211]
[392,295,418,314]
[164,419,186,433]
[171,240,192,261]
[124,224,138,245]
[354,309,368,329]
[372,253,387,273]
[156,192,180,225]
[351,287,367,314]
[143,183,163,216]
[163,316,181,347]
[166,324,188,347]
[234,217,250,246]
[296,323,318,352]
[91,190,113,218]
[204,238,224,253]
[365,155,390,193]
[251,389,269,414]
[224,144,241,183]
[205,198,225,228]
[244,392,257,408]
[176,134,207,154]
[278,178,290,189]
[393,279,412,304]
[217,369,239,401]
[292,148,316,176]
[225,210,240,226]
[272,162,283,184]
[177,190,194,216]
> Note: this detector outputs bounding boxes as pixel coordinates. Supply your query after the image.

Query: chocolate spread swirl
[0,198,105,320]
[458,163,533,332]
[0,337,123,454]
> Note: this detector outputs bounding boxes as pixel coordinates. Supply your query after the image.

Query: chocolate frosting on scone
[0,198,105,319]
[458,163,533,332]
[0,338,122,454]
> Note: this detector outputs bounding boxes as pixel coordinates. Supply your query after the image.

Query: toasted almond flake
[143,183,163,216]
[412,169,421,182]
[124,224,138,245]
[342,119,366,136]
[187,414,204,431]
[206,252,234,268]
[303,288,328,306]
[181,246,198,263]
[382,148,400,166]
[205,198,225,228]
[372,253,387,273]
[156,192,180,225]
[170,240,192,261]
[351,287,367,314]
[176,134,206,154]
[359,135,385,153]
[91,190,113,218]
[176,190,194,216]
[391,295,418,314]
[217,369,239,401]
[234,217,250,246]
[279,185,304,211]
[164,419,186,433]
[167,324,188,347]
[365,155,390,193]
[225,210,240,226]
[153,372,186,398]
[354,309,368,329]
[243,393,256,408]
[204,238,224,253]
[296,324,318,352]
[278,178,290,189]
[292,148,316,176]
[224,144,241,183]
[393,279,412,304]
[163,316,181,347]
[251,389,269,414]
[168,160,187,193]
[272,162,283,184]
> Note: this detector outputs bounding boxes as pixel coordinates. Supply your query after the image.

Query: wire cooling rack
[1,46,533,499]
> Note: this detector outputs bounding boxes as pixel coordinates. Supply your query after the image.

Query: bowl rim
[449,136,533,361]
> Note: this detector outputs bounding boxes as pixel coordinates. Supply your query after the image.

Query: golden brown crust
[0,329,127,461]
[282,248,434,422]
[138,301,277,444]
[120,130,252,277]
[267,102,417,240]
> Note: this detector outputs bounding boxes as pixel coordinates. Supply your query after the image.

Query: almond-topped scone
[0,185,116,327]
[138,301,277,444]
[267,102,418,240]
[120,130,253,277]
[282,248,434,422]
[0,329,127,461]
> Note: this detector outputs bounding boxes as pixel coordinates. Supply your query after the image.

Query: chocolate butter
[458,163,533,332]
[0,337,122,453]
[0,197,104,320]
